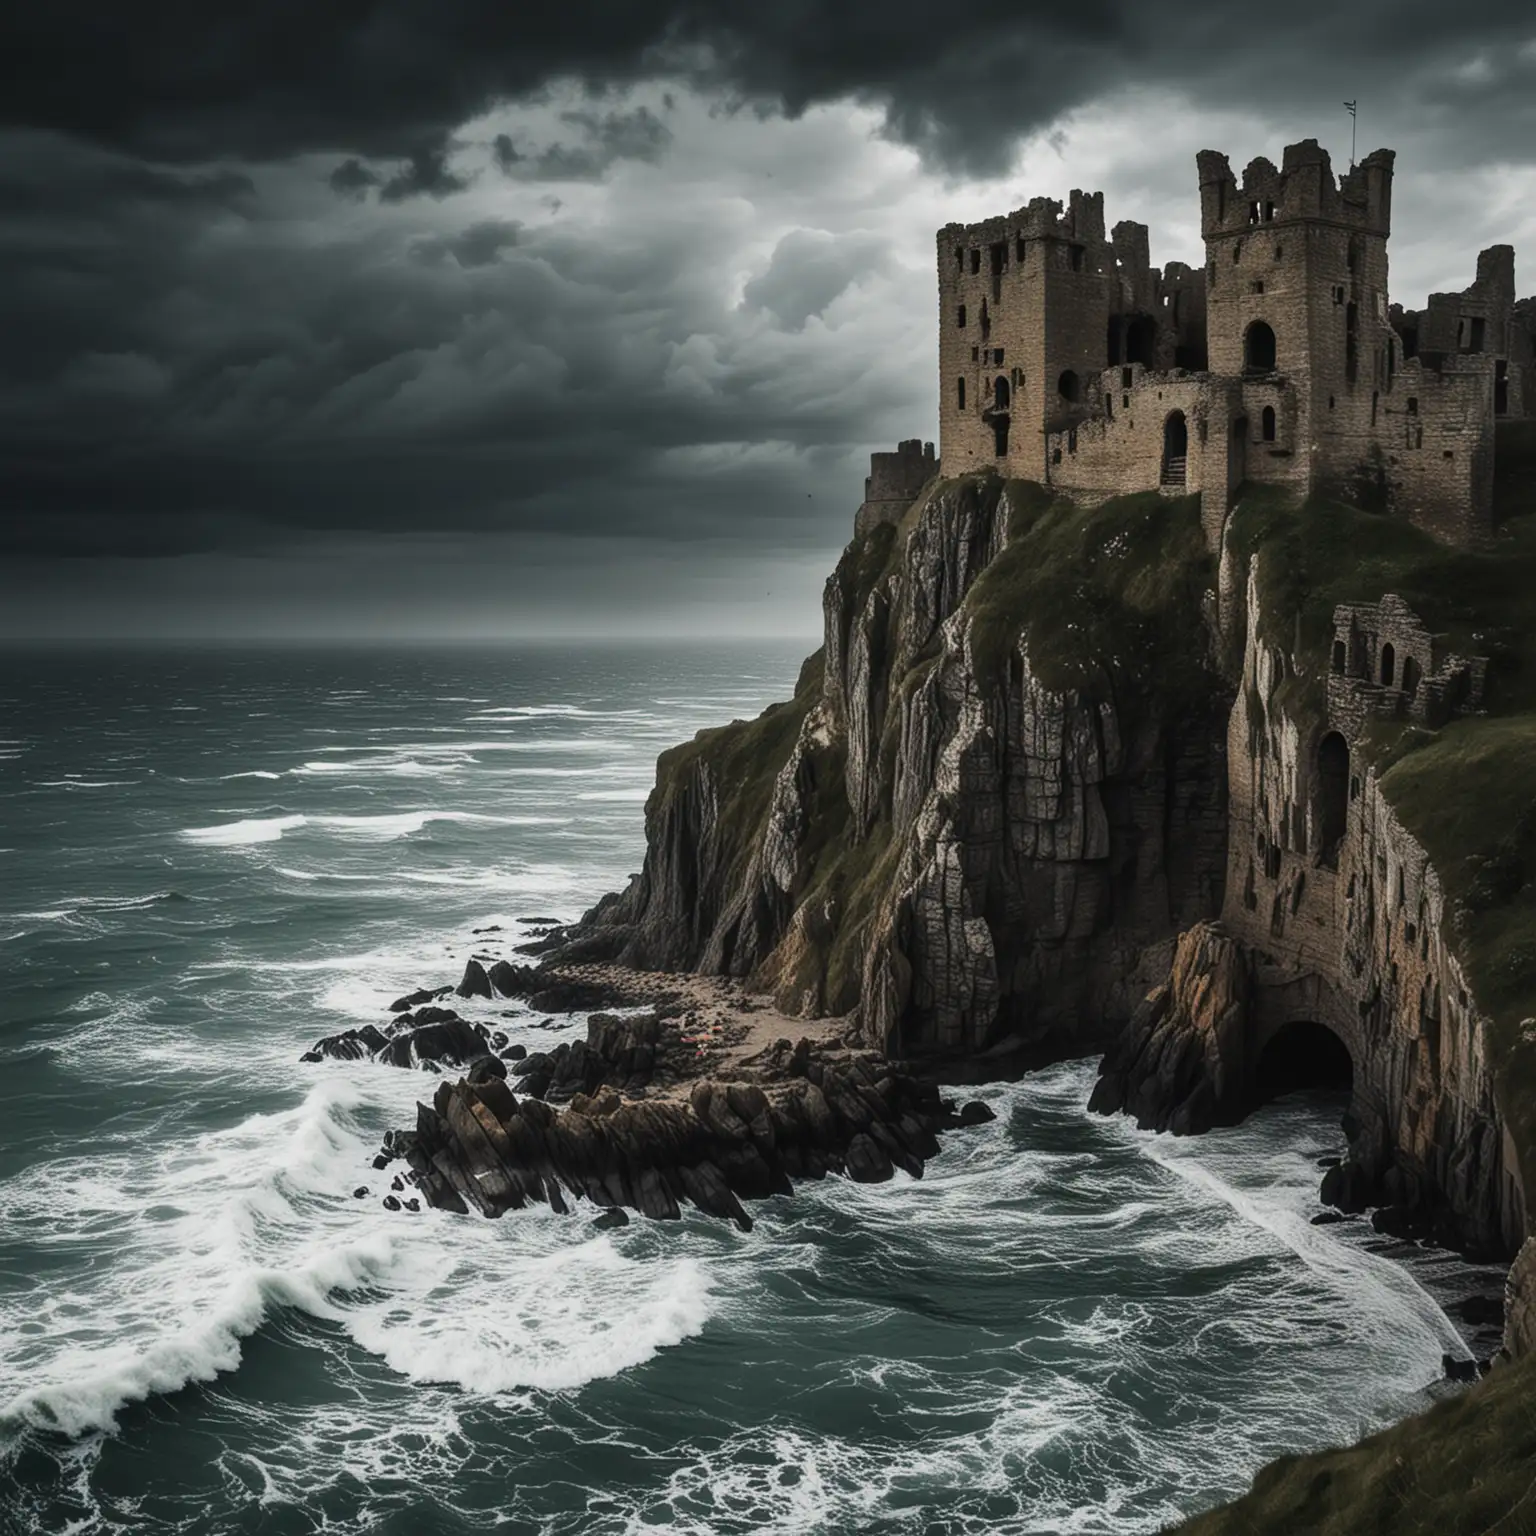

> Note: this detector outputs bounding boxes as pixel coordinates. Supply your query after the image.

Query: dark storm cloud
[3,2,1534,177]
[0,123,909,564]
[1,1,1534,632]
[378,145,473,202]
[328,157,380,198]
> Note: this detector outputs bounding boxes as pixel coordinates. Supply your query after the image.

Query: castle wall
[855,440,937,535]
[1380,357,1496,545]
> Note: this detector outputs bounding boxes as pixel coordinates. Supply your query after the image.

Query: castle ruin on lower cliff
[929,138,1535,548]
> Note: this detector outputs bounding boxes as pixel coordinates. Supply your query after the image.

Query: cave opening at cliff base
[1252,1020,1354,1107]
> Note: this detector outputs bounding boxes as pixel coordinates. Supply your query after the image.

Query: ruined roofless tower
[1198,140,1396,495]
[935,190,1118,481]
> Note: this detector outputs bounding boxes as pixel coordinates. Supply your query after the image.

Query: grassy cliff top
[965,479,1215,707]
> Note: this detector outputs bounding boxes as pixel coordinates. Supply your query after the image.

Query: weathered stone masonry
[938,138,1534,550]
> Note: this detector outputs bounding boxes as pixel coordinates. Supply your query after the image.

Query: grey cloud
[379,145,473,201]
[742,229,891,331]
[411,219,523,268]
[505,106,676,182]
[492,132,522,172]
[329,157,380,198]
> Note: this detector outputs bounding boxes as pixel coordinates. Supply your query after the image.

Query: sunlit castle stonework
[927,138,1535,550]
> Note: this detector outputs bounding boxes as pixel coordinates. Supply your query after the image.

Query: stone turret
[855,439,937,534]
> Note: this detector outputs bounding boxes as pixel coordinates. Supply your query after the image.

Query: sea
[0,641,1492,1536]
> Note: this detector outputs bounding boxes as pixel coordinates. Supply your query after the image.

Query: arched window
[1261,405,1276,442]
[1244,321,1277,374]
[1381,643,1396,687]
[1403,656,1422,698]
[957,377,966,411]
[993,376,1010,410]
[1057,370,1081,403]
[1161,410,1188,486]
[1317,732,1350,868]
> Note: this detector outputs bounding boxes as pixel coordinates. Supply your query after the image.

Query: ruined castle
[909,137,1535,549]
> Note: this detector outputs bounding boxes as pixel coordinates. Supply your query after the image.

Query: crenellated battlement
[1198,142,1394,239]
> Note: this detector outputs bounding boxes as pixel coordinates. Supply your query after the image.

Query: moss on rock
[1173,1351,1536,1536]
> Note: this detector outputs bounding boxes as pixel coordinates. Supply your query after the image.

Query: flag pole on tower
[1344,101,1357,168]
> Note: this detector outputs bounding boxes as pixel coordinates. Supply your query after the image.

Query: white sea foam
[33,779,136,789]
[181,814,307,846]
[218,770,283,781]
[178,810,570,848]
[340,1232,715,1394]
[292,758,455,778]
[0,1083,399,1441]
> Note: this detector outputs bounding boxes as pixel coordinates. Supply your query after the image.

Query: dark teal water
[0,643,1474,1535]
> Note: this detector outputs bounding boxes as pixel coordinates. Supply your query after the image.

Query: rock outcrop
[1088,921,1251,1134]
[382,1029,994,1228]
[302,1006,508,1072]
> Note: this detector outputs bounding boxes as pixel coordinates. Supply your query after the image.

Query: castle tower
[936,191,1116,479]
[1198,140,1396,498]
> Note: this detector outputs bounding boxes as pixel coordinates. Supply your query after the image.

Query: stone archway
[1161,410,1188,486]
[1251,1019,1353,1106]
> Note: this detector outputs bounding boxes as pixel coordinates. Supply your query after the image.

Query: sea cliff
[551,419,1536,1530]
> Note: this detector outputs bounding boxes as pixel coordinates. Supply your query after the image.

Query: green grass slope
[1175,1350,1536,1536]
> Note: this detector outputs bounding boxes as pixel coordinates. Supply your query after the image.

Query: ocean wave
[32,779,137,790]
[0,1083,398,1442]
[180,814,307,846]
[218,770,283,781]
[463,706,648,721]
[5,892,190,927]
[292,759,459,778]
[341,1236,715,1395]
[179,810,572,848]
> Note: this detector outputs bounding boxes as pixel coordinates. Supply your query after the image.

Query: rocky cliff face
[562,461,1536,1340]
[560,474,1230,1065]
[1093,550,1526,1260]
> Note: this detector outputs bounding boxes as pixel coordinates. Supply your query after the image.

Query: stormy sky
[3,4,1534,640]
